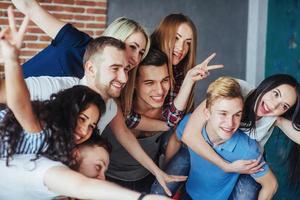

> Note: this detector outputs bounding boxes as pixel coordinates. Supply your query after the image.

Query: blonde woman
[12,0,150,78]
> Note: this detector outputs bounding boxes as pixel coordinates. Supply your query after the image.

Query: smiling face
[91,46,129,100]
[256,84,297,117]
[205,97,243,144]
[77,145,110,180]
[172,23,193,66]
[125,31,147,70]
[135,64,170,109]
[74,104,100,144]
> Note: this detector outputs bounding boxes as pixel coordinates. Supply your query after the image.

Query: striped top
[0,109,49,158]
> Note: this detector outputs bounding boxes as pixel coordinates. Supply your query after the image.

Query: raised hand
[187,53,224,82]
[0,6,29,60]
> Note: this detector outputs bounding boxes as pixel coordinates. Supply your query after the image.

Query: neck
[135,98,162,119]
[84,75,109,102]
[205,122,226,146]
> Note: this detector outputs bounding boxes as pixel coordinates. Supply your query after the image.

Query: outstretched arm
[45,166,172,200]
[11,0,66,39]
[276,117,300,144]
[134,115,169,132]
[0,6,40,132]
[254,170,278,200]
[110,107,187,196]
[182,100,263,173]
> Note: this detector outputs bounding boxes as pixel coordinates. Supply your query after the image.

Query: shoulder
[176,114,192,139]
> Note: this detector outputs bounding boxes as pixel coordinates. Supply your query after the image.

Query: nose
[175,38,184,52]
[79,124,89,137]
[226,116,234,127]
[129,52,140,68]
[118,68,128,84]
[156,83,164,95]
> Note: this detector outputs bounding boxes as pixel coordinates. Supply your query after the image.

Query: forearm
[135,115,169,132]
[165,133,181,164]
[173,78,194,111]
[12,0,65,39]
[4,53,40,131]
[46,167,141,200]
[276,117,300,144]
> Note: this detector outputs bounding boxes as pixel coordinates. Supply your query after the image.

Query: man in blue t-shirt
[173,77,278,200]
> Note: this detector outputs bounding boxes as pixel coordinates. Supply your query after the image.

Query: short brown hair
[83,36,126,65]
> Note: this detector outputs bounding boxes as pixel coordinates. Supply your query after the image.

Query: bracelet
[137,192,147,200]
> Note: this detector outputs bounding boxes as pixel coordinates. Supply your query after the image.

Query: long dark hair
[240,74,300,187]
[0,85,106,166]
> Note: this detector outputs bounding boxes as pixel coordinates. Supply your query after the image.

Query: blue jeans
[151,146,190,196]
[228,174,261,200]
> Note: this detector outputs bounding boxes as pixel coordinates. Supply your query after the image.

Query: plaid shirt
[126,65,185,128]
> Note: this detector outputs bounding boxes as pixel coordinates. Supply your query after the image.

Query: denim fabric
[151,146,190,196]
[228,174,261,200]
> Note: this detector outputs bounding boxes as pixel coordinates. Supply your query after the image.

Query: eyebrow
[131,42,146,51]
[82,113,97,126]
[176,33,192,41]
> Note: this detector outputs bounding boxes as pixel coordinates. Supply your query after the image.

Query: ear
[203,107,211,121]
[84,60,96,77]
[72,147,81,162]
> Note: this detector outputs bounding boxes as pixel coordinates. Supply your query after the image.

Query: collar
[202,126,239,152]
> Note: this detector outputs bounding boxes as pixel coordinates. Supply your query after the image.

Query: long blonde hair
[151,13,197,112]
[103,17,150,60]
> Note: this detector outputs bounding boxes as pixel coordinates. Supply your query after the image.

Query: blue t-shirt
[23,24,92,78]
[176,114,269,200]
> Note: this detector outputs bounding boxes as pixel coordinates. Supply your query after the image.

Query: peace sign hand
[186,53,224,82]
[0,6,29,61]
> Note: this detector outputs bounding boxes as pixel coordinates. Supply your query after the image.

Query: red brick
[20,50,37,56]
[27,27,44,34]
[42,5,64,12]
[26,42,49,49]
[53,13,74,20]
[86,23,105,29]
[63,6,85,13]
[75,1,106,7]
[86,8,106,14]
[53,0,75,4]
[74,15,95,21]
[39,35,52,41]
[0,2,10,9]
[95,16,106,21]
[24,35,39,41]
[72,22,85,28]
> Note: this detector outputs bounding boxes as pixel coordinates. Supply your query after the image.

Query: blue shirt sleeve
[176,114,191,140]
[242,137,270,178]
[23,24,92,78]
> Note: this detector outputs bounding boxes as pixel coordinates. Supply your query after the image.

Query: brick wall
[0,0,107,64]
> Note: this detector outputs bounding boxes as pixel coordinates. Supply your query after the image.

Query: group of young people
[0,0,300,200]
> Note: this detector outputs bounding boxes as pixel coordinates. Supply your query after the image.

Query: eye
[78,116,85,122]
[273,90,279,97]
[175,36,179,41]
[234,113,242,118]
[145,82,153,86]
[139,51,144,57]
[130,45,137,51]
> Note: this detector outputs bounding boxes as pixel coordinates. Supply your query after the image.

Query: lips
[220,127,234,134]
[111,81,124,89]
[259,101,270,115]
[151,95,164,103]
[173,51,183,60]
